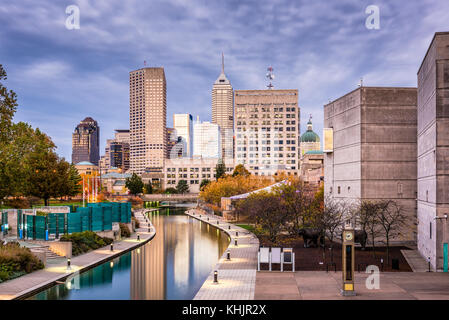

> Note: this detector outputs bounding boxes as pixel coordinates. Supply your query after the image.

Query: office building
[193,119,221,158]
[323,86,418,242]
[129,67,167,174]
[72,117,100,166]
[173,114,193,157]
[234,89,300,176]
[212,54,234,158]
[417,32,449,270]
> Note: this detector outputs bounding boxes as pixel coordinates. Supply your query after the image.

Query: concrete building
[74,161,98,175]
[129,67,167,174]
[193,119,221,158]
[300,116,321,156]
[300,150,324,186]
[212,54,234,159]
[72,117,100,165]
[323,86,418,242]
[234,89,300,176]
[417,32,449,270]
[173,114,193,157]
[163,158,235,193]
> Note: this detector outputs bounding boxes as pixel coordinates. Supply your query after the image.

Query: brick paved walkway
[185,209,259,300]
[0,209,155,300]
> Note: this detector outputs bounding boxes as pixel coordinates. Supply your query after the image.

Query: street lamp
[213,270,218,284]
[67,258,71,271]
[226,250,231,260]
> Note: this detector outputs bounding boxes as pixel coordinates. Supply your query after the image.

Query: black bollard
[137,234,140,241]
[213,270,218,283]
[235,239,238,246]
[227,250,231,260]
[110,243,114,251]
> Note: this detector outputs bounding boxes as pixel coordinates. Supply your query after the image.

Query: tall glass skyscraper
[72,117,100,165]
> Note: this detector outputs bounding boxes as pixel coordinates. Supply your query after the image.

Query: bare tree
[358,200,382,258]
[377,200,407,264]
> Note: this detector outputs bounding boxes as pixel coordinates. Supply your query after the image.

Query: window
[338,186,341,194]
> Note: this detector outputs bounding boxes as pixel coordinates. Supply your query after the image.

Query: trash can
[391,258,399,270]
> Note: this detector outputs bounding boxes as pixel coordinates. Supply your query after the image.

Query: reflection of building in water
[172,216,191,290]
[131,210,166,300]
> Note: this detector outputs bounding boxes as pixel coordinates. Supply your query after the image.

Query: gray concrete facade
[417,32,449,271]
[324,87,418,242]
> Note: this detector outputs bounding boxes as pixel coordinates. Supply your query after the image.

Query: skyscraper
[193,119,221,158]
[234,89,300,176]
[129,67,167,174]
[212,54,234,159]
[72,117,100,165]
[173,114,193,157]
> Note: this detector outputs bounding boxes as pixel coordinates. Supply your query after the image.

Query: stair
[30,245,64,260]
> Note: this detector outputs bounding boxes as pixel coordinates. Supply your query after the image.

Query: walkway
[255,271,449,300]
[185,208,259,300]
[0,209,155,300]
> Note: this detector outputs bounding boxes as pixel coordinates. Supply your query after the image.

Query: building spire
[221,52,224,73]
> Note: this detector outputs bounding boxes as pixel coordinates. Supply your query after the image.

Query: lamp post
[227,250,231,261]
[213,270,218,284]
[67,258,71,271]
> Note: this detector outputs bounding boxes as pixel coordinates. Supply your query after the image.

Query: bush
[0,242,44,282]
[119,223,131,238]
[129,196,143,208]
[60,231,113,256]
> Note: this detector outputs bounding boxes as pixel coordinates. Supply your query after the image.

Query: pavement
[0,209,155,300]
[255,271,449,300]
[185,209,259,300]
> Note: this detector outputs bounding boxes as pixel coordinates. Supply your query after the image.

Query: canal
[30,207,229,300]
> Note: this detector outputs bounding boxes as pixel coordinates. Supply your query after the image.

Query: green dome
[301,130,320,143]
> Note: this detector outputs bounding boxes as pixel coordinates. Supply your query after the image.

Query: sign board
[271,248,281,264]
[260,248,270,263]
[323,128,333,153]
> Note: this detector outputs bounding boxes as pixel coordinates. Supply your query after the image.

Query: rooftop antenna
[144,60,147,67]
[266,66,275,89]
[358,77,363,87]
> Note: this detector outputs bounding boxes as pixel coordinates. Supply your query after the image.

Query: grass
[236,224,257,233]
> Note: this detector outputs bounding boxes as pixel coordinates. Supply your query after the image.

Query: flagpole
[82,176,85,207]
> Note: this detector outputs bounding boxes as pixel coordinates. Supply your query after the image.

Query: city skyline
[1,1,449,161]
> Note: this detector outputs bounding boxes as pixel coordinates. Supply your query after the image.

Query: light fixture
[217,221,219,225]
[228,225,231,230]
[110,243,114,251]
[235,239,238,246]
[236,231,239,237]
[213,270,218,283]
[227,250,231,260]
[137,234,140,241]
[67,258,71,271]
[110,261,114,268]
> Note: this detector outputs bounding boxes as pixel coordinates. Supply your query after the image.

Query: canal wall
[185,208,259,300]
[0,209,155,300]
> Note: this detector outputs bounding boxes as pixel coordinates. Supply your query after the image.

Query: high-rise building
[173,114,193,157]
[417,32,449,270]
[129,67,167,174]
[193,119,221,158]
[100,129,130,173]
[234,89,300,176]
[212,54,234,159]
[72,117,100,165]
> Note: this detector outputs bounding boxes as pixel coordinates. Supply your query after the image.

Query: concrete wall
[324,87,417,242]
[417,32,449,270]
[49,241,72,258]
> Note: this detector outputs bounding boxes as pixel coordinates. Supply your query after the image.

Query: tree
[377,200,407,264]
[176,180,189,194]
[164,187,178,194]
[143,182,153,194]
[232,164,250,177]
[358,200,382,258]
[200,179,210,191]
[215,160,226,180]
[125,173,143,195]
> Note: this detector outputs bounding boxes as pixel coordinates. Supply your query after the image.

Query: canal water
[30,207,229,300]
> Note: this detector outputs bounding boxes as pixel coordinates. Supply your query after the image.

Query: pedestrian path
[0,209,155,300]
[185,208,259,300]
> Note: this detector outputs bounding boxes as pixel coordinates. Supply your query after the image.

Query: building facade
[417,32,449,270]
[323,86,418,242]
[129,67,167,174]
[173,114,193,157]
[234,89,300,176]
[163,158,235,193]
[300,116,321,156]
[72,117,100,165]
[212,54,234,159]
[193,120,221,158]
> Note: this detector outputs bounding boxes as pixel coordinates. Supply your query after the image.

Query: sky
[0,0,448,161]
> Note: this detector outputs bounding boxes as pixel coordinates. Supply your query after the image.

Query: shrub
[0,242,44,282]
[60,231,113,256]
[132,217,140,229]
[129,196,143,208]
[119,223,131,238]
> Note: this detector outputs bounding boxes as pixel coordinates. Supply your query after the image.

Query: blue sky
[1,0,448,161]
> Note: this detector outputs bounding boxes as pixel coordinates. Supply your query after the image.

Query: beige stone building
[324,86,418,242]
[300,150,324,186]
[417,32,449,270]
[212,54,234,159]
[163,158,235,193]
[234,89,300,176]
[129,67,167,174]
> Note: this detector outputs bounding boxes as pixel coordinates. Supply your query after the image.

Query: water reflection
[30,207,229,300]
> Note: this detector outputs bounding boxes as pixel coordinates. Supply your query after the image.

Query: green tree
[164,187,178,194]
[232,164,250,177]
[143,182,153,194]
[200,179,211,191]
[215,160,226,181]
[125,173,144,195]
[176,180,189,194]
